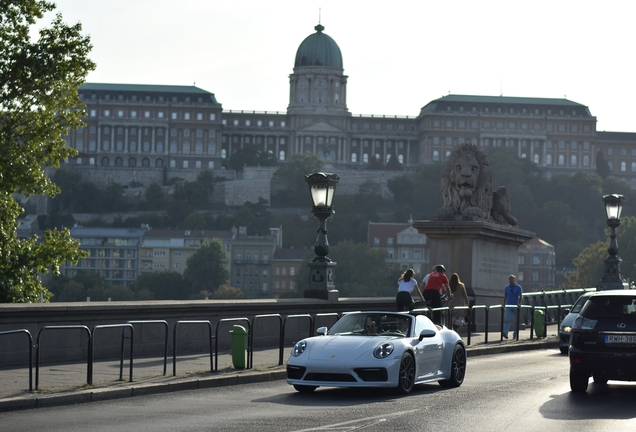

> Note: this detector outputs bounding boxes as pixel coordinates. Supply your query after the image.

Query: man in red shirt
[422,265,453,324]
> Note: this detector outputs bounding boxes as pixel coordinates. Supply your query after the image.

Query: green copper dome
[294,24,343,68]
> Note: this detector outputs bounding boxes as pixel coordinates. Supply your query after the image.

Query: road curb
[467,338,559,357]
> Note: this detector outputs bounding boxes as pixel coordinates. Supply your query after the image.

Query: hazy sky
[44,0,635,132]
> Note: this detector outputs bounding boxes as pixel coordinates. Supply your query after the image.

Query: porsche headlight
[292,340,307,357]
[561,325,572,333]
[373,342,394,359]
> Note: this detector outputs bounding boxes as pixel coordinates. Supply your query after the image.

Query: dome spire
[315,8,324,32]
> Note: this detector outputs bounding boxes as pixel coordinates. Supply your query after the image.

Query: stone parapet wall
[0,298,394,367]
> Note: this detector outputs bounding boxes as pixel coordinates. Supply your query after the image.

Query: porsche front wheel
[439,344,466,388]
[396,352,415,394]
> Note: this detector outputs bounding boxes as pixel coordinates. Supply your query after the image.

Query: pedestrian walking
[503,274,523,339]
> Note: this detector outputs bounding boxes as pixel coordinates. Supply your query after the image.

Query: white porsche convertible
[286,311,466,394]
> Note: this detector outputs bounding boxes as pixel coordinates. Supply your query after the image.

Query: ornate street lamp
[304,172,339,300]
[597,194,626,291]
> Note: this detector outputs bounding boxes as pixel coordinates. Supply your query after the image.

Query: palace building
[63,24,636,189]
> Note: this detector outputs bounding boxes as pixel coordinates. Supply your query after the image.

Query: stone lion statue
[433,143,517,226]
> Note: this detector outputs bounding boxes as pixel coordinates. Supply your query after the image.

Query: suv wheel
[570,370,589,393]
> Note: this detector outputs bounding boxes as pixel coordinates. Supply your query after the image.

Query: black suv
[569,290,636,392]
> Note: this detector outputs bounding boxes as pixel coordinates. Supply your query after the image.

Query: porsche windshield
[328,313,412,337]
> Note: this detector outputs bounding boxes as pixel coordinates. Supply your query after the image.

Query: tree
[296,240,392,297]
[183,238,229,294]
[227,143,278,172]
[144,183,165,210]
[131,271,191,300]
[596,150,611,179]
[566,216,636,288]
[50,169,83,212]
[101,183,126,212]
[565,242,606,288]
[234,198,271,236]
[47,270,135,301]
[271,154,324,207]
[182,212,209,230]
[0,1,94,302]
[366,155,384,170]
[385,153,403,171]
[210,284,245,299]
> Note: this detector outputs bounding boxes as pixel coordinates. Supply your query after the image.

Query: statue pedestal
[413,220,534,305]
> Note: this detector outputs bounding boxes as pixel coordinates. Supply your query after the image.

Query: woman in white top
[396,268,425,311]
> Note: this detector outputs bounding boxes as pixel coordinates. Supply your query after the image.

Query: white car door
[413,316,444,380]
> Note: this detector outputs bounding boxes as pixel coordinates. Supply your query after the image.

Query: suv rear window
[571,295,590,314]
[583,295,636,319]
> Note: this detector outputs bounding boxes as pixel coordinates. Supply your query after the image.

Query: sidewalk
[0,328,559,412]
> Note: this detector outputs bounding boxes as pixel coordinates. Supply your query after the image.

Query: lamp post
[304,172,339,301]
[597,194,626,291]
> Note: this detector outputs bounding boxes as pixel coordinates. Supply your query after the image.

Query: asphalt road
[2,348,636,432]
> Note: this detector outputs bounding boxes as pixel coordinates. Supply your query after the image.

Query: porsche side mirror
[418,329,436,341]
[316,326,328,336]
[564,308,571,315]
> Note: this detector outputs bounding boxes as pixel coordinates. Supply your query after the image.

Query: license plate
[605,334,636,343]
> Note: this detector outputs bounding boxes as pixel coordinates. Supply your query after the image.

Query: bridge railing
[2,288,606,391]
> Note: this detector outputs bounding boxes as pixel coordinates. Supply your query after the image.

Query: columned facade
[63,25,636,187]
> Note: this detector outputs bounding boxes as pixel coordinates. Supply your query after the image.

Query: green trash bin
[229,325,248,369]
[534,309,546,338]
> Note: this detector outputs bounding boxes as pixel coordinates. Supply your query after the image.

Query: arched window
[115,157,123,166]
[101,157,109,166]
[533,154,540,164]
[558,154,565,166]
[621,161,627,172]
[279,150,285,160]
[142,158,150,167]
[570,155,577,166]
[221,149,227,159]
[546,154,553,165]
[433,150,439,162]
[129,158,137,167]
[362,153,369,163]
[583,155,590,167]
[351,153,357,163]
[156,158,163,168]
[398,154,404,164]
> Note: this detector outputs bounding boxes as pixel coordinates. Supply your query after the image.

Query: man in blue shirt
[503,274,523,339]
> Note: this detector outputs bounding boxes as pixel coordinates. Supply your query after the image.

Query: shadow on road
[253,382,452,407]
[541,382,636,420]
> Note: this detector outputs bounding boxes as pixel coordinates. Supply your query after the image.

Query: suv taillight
[572,315,597,331]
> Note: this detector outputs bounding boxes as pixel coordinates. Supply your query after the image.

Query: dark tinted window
[571,295,590,313]
[583,295,636,319]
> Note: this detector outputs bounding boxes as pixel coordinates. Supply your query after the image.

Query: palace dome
[294,24,343,69]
